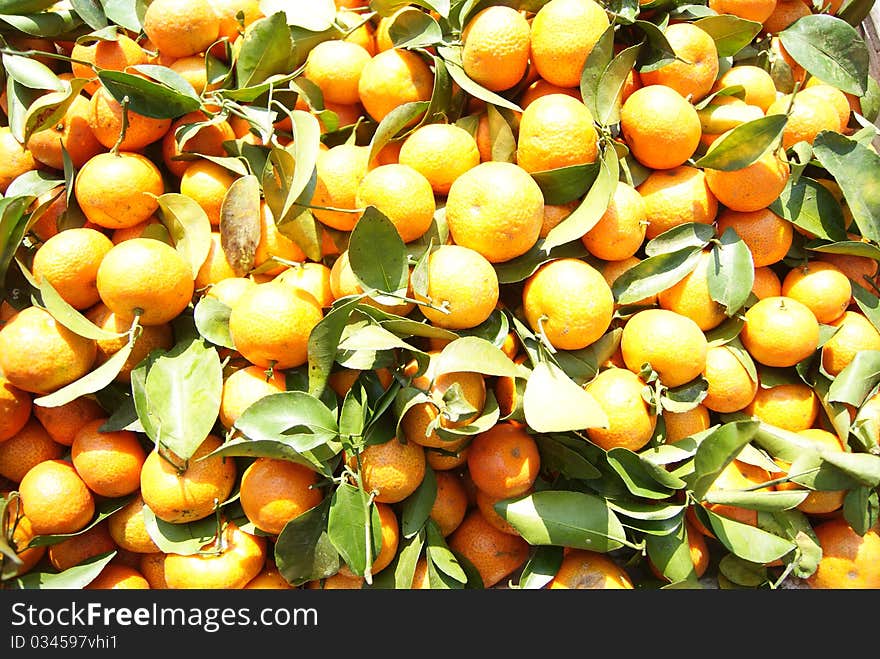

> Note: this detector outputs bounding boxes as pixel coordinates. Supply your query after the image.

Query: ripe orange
[657,248,727,331]
[338,8,376,56]
[805,518,880,588]
[168,55,220,95]
[244,561,294,589]
[620,308,708,388]
[663,404,711,444]
[0,126,38,193]
[461,5,531,92]
[0,376,31,442]
[209,0,263,42]
[85,563,151,589]
[26,93,104,170]
[107,493,160,554]
[620,85,701,170]
[704,141,790,214]
[425,438,471,472]
[640,22,720,102]
[164,521,266,589]
[0,305,97,395]
[740,296,819,367]
[306,572,364,589]
[397,123,481,196]
[96,237,195,326]
[239,458,323,536]
[816,235,879,297]
[304,39,373,106]
[32,227,114,310]
[253,202,307,276]
[193,232,236,290]
[466,422,540,500]
[70,419,146,498]
[637,165,718,240]
[0,417,65,483]
[311,143,371,232]
[357,48,434,123]
[2,496,46,576]
[75,152,165,230]
[548,549,635,588]
[219,364,286,430]
[744,381,819,432]
[516,93,599,173]
[275,262,335,308]
[139,435,237,523]
[702,345,758,413]
[767,91,841,150]
[430,471,469,537]
[711,65,778,113]
[752,265,782,300]
[138,552,168,589]
[86,303,174,383]
[207,276,257,309]
[581,182,647,262]
[19,459,95,535]
[143,0,221,60]
[445,161,544,264]
[584,367,656,452]
[781,260,851,324]
[774,428,847,515]
[31,396,104,447]
[708,0,778,23]
[347,437,426,504]
[821,310,880,377]
[715,207,793,267]
[180,160,239,226]
[355,163,436,243]
[162,111,235,178]
[447,508,529,588]
[88,86,172,152]
[48,520,117,571]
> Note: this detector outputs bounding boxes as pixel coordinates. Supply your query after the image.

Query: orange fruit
[708,0,778,22]
[774,428,847,515]
[355,163,436,243]
[744,381,819,432]
[75,152,165,230]
[19,459,95,535]
[26,93,104,170]
[96,237,195,326]
[311,143,371,232]
[620,308,708,388]
[180,160,239,226]
[88,86,172,151]
[239,458,323,536]
[637,165,718,240]
[548,549,635,588]
[711,65,778,113]
[541,201,578,238]
[397,123,481,196]
[805,518,880,589]
[0,417,65,483]
[206,276,257,308]
[275,261,335,308]
[168,54,220,95]
[219,364,287,430]
[584,367,656,451]
[194,231,237,290]
[48,520,117,571]
[447,508,529,588]
[658,248,727,331]
[817,236,879,297]
[529,0,610,88]
[253,202,307,276]
[663,404,711,443]
[209,0,263,42]
[2,496,46,576]
[86,303,174,383]
[581,182,647,262]
[304,39,373,106]
[139,435,237,523]
[164,521,266,589]
[702,344,758,413]
[715,207,793,267]
[244,561,294,589]
[639,22,720,102]
[110,216,163,244]
[461,5,531,92]
[0,376,31,443]
[306,572,364,589]
[425,438,471,472]
[357,47,434,123]
[767,91,841,150]
[139,552,168,589]
[690,459,774,537]
[740,296,819,367]
[31,396,105,447]
[475,485,527,536]
[821,310,880,377]
[430,471,469,537]
[466,422,540,500]
[620,85,701,170]
[703,138,790,214]
[347,437,426,504]
[800,82,852,133]
[0,126,38,194]
[752,265,782,300]
[143,0,221,60]
[107,493,161,554]
[85,563,151,589]
[763,0,812,34]
[70,419,146,498]
[781,260,851,324]
[32,227,114,310]
[516,93,599,173]
[162,111,235,178]
[0,306,97,395]
[338,8,377,56]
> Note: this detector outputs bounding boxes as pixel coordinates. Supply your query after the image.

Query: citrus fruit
[620,308,708,388]
[239,458,323,535]
[75,152,165,230]
[584,367,656,452]
[18,459,95,535]
[462,5,531,92]
[740,296,820,367]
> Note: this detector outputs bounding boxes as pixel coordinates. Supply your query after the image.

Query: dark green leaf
[685,419,760,500]
[10,551,115,590]
[692,506,797,564]
[843,486,879,535]
[275,498,338,586]
[71,0,107,30]
[98,70,200,119]
[234,390,339,454]
[493,240,589,285]
[327,483,378,578]
[693,115,787,171]
[770,176,848,242]
[348,207,409,297]
[141,506,217,556]
[367,101,429,167]
[0,196,34,287]
[708,228,755,316]
[827,349,880,407]
[694,15,762,58]
[645,515,699,585]
[101,0,144,33]
[606,447,684,499]
[236,11,294,88]
[401,462,437,538]
[308,297,362,397]
[531,162,599,206]
[27,495,134,548]
[388,7,443,48]
[130,64,199,100]
[596,44,642,127]
[643,222,717,257]
[425,519,466,584]
[513,545,564,589]
[612,246,702,306]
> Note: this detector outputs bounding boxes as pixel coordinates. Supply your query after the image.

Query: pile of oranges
[1,0,880,591]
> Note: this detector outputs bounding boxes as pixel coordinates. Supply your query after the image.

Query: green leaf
[156,193,212,280]
[811,131,880,243]
[276,109,322,226]
[843,486,879,536]
[533,434,602,481]
[193,296,234,349]
[97,70,200,119]
[308,297,362,397]
[275,498,338,586]
[0,196,34,288]
[769,176,848,242]
[513,545,565,589]
[401,462,437,538]
[660,376,709,413]
[693,115,787,171]
[235,11,294,89]
[579,23,614,121]
[827,350,880,407]
[9,551,116,590]
[645,515,700,585]
[779,14,869,96]
[367,101,429,167]
[101,0,144,32]
[70,0,108,30]
[327,483,380,578]
[606,447,685,499]
[493,240,589,285]
[433,335,524,379]
[387,7,443,48]
[0,0,57,14]
[497,490,628,552]
[703,489,808,512]
[692,506,796,564]
[694,14,762,58]
[852,282,880,335]
[530,162,600,206]
[708,228,755,316]
[523,361,609,433]
[686,419,760,501]
[597,44,642,127]
[1,52,62,90]
[634,18,678,72]
[130,64,199,100]
[612,246,703,306]
[426,519,466,585]
[390,530,424,589]
[484,103,517,163]
[34,273,125,341]
[141,505,217,556]
[348,207,409,297]
[436,45,522,113]
[234,390,339,455]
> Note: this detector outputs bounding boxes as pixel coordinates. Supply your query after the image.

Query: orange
[620,85,701,170]
[0,126,38,194]
[639,22,719,102]
[168,55,220,95]
[523,257,614,351]
[541,201,578,238]
[637,165,718,240]
[708,0,778,22]
[415,244,499,330]
[347,437,426,504]
[649,521,710,582]
[26,93,104,170]
[32,227,114,310]
[88,86,172,151]
[689,459,774,537]
[0,306,97,395]
[70,419,146,498]
[239,458,323,535]
[715,207,793,267]
[329,249,415,316]
[338,501,399,577]
[620,308,708,388]
[516,93,599,173]
[752,265,782,300]
[805,518,880,588]
[447,508,529,587]
[228,282,323,369]
[338,9,377,56]
[306,572,364,589]
[209,0,263,42]
[143,0,221,60]
[139,552,168,589]
[584,367,656,451]
[0,376,31,442]
[817,236,879,297]
[96,237,195,326]
[355,163,436,243]
[219,364,287,430]
[703,138,790,214]
[744,381,819,432]
[194,232,237,290]
[28,186,67,242]
[663,404,711,443]
[767,91,841,150]
[275,262,335,308]
[48,521,117,571]
[180,160,239,226]
[2,496,46,576]
[800,84,852,134]
[75,152,165,229]
[0,417,65,483]
[164,521,266,589]
[254,202,307,276]
[85,563,150,589]
[107,493,161,554]
[397,123,481,196]
[445,161,545,263]
[162,111,235,178]
[86,303,174,383]
[711,65,778,113]
[32,396,105,447]
[206,276,257,308]
[805,75,862,118]
[76,34,149,94]
[430,471,469,537]
[702,345,758,413]
[357,47,434,123]
[548,549,634,588]
[110,217,163,244]
[304,39,373,106]
[425,439,471,472]
[763,0,812,34]
[781,260,851,324]
[19,459,95,535]
[139,434,237,523]
[311,143,371,232]
[581,182,647,262]
[821,310,880,377]
[466,422,540,499]
[658,248,727,331]
[529,0,610,88]
[697,96,765,147]
[409,557,431,589]
[461,5,531,92]
[740,295,819,367]
[244,561,294,589]
[475,485,527,536]
[774,428,847,515]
